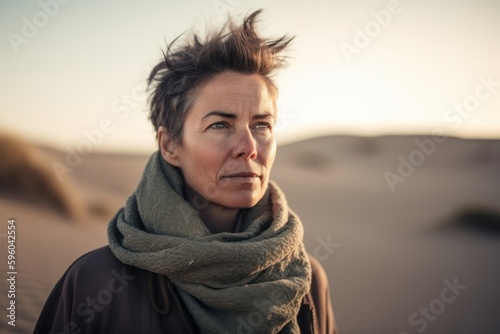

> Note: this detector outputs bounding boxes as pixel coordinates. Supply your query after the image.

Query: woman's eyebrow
[202,111,236,120]
[253,113,274,120]
[201,111,274,120]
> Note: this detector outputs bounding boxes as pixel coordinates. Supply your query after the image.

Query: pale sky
[1,0,499,153]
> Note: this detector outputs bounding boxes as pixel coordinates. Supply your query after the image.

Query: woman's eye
[209,122,229,130]
[254,122,272,130]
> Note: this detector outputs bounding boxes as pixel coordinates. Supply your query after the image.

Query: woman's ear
[158,126,181,167]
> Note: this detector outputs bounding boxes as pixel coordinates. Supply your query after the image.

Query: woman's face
[161,71,277,209]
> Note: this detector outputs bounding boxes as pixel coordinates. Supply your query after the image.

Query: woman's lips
[222,172,261,183]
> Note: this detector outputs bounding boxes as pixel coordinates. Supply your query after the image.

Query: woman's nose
[233,128,257,160]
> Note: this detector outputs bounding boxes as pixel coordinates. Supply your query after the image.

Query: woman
[35,10,338,334]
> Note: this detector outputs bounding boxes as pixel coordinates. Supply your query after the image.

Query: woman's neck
[184,186,239,234]
[199,205,239,234]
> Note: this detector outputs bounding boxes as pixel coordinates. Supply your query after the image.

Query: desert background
[2,0,500,333]
[0,133,499,334]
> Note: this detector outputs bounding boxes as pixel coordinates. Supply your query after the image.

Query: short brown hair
[147,9,293,143]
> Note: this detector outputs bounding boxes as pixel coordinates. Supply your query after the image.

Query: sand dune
[0,132,125,224]
[0,132,82,219]
[0,134,499,333]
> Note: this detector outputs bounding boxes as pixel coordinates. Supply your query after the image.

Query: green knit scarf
[108,151,311,333]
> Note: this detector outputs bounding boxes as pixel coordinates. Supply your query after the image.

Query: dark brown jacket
[34,246,338,333]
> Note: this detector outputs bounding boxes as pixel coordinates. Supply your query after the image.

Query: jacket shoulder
[309,254,329,290]
[65,246,122,273]
[305,254,339,334]
[34,246,145,334]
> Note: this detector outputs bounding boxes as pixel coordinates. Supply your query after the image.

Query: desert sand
[1,133,499,334]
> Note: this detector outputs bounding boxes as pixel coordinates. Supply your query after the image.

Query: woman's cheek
[261,140,277,166]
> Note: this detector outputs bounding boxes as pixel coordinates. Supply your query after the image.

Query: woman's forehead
[202,72,272,95]
[191,72,276,115]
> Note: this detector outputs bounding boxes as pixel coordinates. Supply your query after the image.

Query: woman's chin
[215,191,263,209]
